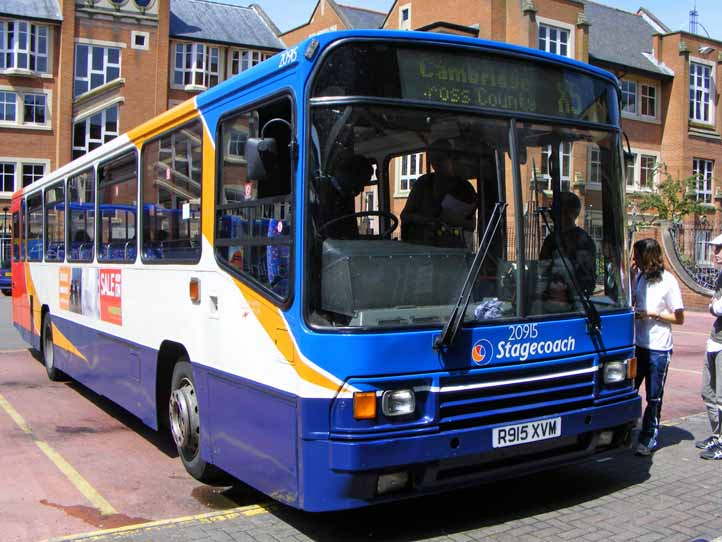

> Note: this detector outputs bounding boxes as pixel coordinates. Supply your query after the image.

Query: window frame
[536,17,574,58]
[0,157,48,195]
[139,118,203,265]
[44,179,65,262]
[689,57,715,126]
[620,77,660,122]
[395,152,423,196]
[25,189,43,262]
[72,103,120,160]
[172,41,221,91]
[96,150,139,264]
[73,43,122,98]
[693,157,714,203]
[399,3,412,30]
[67,167,96,264]
[228,48,272,77]
[0,85,51,129]
[0,19,51,75]
[213,91,296,308]
[625,149,660,192]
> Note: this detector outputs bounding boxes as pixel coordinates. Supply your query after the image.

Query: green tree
[634,165,709,225]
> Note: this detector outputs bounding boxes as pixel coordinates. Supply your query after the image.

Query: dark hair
[633,238,664,283]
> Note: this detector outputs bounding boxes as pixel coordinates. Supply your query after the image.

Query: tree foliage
[634,165,709,225]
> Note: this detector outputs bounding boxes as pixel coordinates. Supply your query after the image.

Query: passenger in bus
[318,154,374,239]
[400,138,477,248]
[539,191,597,296]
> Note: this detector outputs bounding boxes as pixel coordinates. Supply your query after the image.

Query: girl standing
[632,238,685,456]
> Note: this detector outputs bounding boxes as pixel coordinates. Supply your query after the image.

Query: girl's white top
[634,271,683,351]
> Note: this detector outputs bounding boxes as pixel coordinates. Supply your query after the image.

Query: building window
[72,104,119,160]
[399,4,411,30]
[0,162,14,193]
[0,88,50,127]
[588,145,601,186]
[0,20,49,74]
[0,91,15,121]
[74,45,121,97]
[690,61,713,124]
[621,80,637,114]
[626,151,658,191]
[538,23,570,57]
[228,49,270,76]
[22,163,44,187]
[541,143,572,191]
[173,42,220,89]
[640,84,656,117]
[693,158,714,203]
[23,93,45,124]
[398,152,422,194]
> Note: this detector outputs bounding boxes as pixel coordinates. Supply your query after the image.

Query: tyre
[169,359,229,485]
[1,289,10,296]
[41,313,64,381]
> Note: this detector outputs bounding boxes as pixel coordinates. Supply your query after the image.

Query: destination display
[312,44,616,124]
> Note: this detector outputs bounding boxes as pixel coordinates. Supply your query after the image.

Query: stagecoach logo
[471,339,494,366]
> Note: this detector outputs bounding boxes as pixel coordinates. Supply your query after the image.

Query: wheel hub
[169,378,199,455]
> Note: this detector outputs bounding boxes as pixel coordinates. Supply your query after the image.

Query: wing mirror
[245,137,278,181]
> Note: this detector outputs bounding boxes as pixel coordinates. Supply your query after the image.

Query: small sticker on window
[182,202,190,220]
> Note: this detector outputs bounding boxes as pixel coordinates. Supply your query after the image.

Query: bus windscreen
[312,44,617,124]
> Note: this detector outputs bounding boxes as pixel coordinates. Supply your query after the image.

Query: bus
[12,30,640,511]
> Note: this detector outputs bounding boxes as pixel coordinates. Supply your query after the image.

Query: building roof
[170,0,284,50]
[0,0,62,22]
[335,3,386,29]
[584,1,669,77]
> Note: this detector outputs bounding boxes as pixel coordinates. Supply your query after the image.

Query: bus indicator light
[353,392,376,420]
[189,278,200,304]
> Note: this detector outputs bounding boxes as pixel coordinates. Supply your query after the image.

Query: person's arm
[641,308,684,325]
[709,291,722,316]
[401,178,438,226]
[640,276,685,324]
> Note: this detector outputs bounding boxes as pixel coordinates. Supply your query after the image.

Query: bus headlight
[603,361,627,384]
[381,389,415,417]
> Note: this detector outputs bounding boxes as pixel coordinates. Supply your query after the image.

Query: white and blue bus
[12,30,639,511]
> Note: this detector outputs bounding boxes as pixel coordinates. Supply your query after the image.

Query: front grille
[439,358,596,431]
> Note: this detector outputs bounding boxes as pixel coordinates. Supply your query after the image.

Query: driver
[400,138,477,248]
[319,154,374,239]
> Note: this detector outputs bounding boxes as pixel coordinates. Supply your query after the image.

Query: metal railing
[668,219,719,290]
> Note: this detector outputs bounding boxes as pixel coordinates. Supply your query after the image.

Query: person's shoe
[700,441,722,460]
[695,435,718,450]
[636,443,652,456]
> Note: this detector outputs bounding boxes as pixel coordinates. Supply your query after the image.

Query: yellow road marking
[669,367,702,375]
[43,504,269,542]
[0,391,117,516]
[0,348,29,354]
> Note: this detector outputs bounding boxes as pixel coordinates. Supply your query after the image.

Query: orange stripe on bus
[127,99,199,148]
[51,323,88,363]
[201,121,215,246]
[231,278,340,392]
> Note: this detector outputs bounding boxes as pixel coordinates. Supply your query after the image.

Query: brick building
[0,0,283,210]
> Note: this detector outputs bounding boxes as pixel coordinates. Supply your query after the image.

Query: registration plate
[492,417,561,448]
[4,272,10,276]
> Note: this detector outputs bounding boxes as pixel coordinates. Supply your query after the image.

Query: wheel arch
[156,340,190,430]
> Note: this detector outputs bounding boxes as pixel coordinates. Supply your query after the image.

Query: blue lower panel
[298,397,640,511]
[52,316,159,429]
[195,365,299,507]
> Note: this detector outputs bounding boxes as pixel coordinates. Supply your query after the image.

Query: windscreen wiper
[434,201,507,352]
[533,161,601,337]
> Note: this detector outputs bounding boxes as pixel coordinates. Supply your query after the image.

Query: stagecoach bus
[11,30,640,511]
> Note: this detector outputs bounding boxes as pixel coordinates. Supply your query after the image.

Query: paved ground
[1,296,720,542]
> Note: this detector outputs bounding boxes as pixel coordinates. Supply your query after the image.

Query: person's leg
[701,352,720,437]
[635,347,650,392]
[639,349,671,450]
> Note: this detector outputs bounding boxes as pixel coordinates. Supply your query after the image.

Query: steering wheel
[319,211,399,238]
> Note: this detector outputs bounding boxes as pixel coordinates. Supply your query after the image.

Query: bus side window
[45,181,65,262]
[68,169,95,263]
[12,211,19,262]
[141,119,202,262]
[98,151,138,263]
[215,96,293,299]
[26,192,43,262]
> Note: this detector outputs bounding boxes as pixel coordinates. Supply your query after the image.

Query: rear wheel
[41,313,63,381]
[169,359,229,485]
[1,289,10,296]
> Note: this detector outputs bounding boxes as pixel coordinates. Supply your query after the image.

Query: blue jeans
[635,347,672,450]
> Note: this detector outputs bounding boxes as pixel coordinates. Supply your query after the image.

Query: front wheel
[41,313,64,381]
[169,360,229,485]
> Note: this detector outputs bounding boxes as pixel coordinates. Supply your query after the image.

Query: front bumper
[299,396,640,511]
